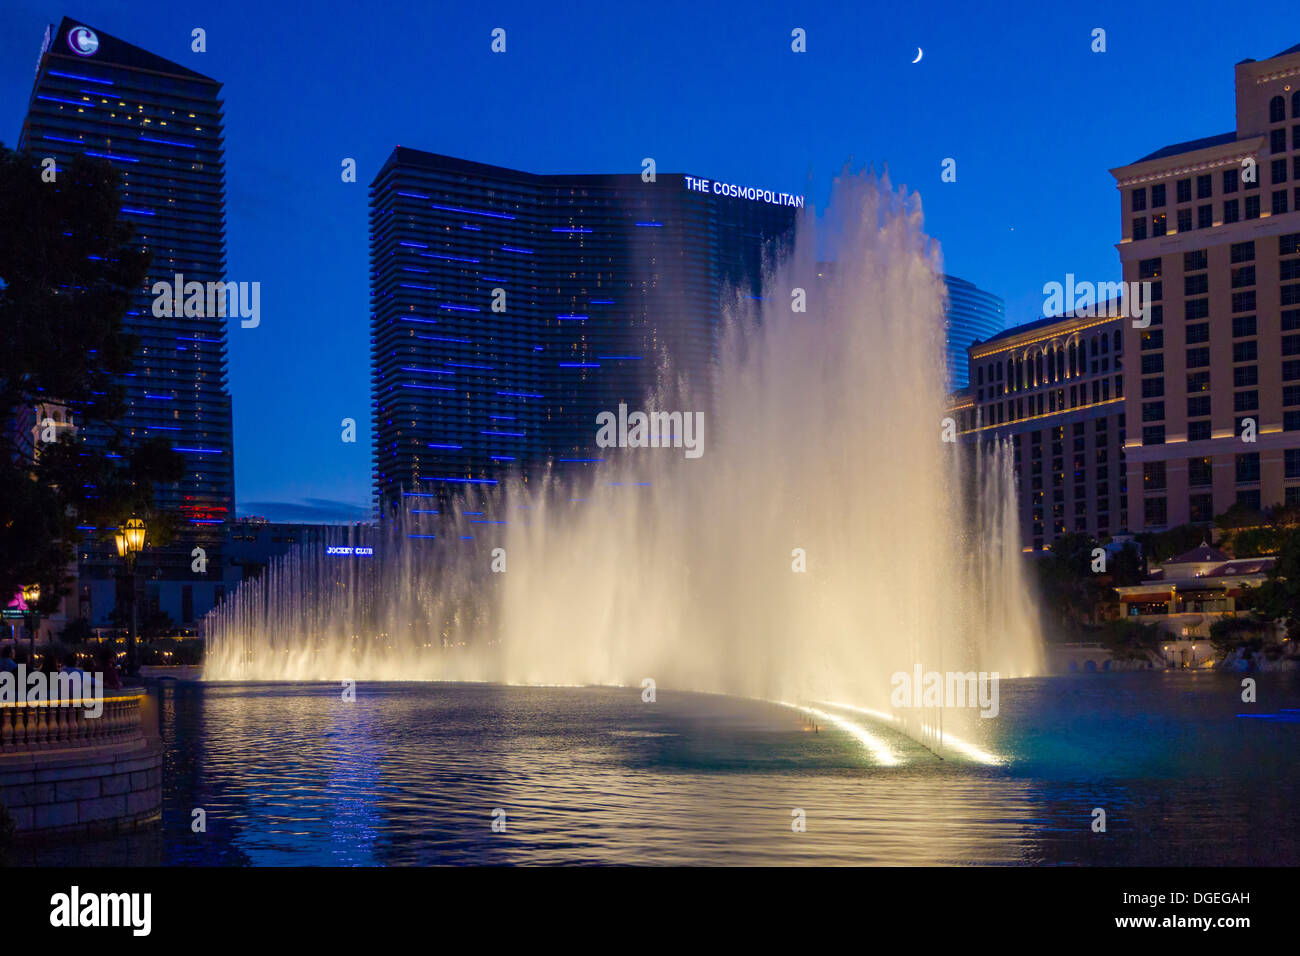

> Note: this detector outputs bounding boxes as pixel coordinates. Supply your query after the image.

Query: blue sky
[0,0,1274,521]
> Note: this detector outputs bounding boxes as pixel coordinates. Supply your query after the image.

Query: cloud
[237,498,369,524]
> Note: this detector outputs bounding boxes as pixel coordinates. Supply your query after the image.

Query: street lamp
[114,516,146,678]
[20,582,40,659]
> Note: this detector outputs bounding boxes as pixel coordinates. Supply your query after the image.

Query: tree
[0,145,181,610]
[1251,524,1300,639]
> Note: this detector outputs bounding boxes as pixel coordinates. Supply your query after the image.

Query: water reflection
[15,674,1300,866]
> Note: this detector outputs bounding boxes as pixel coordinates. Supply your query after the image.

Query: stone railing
[0,692,147,753]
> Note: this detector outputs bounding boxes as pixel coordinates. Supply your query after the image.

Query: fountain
[205,168,1042,754]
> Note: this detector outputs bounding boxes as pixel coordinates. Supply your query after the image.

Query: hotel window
[1286,309,1300,330]
[1295,156,1300,179]
[1231,265,1256,287]
[1286,260,1300,281]
[1224,168,1239,193]
[1285,334,1300,356]
[1132,218,1147,241]
[1190,494,1214,522]
[1237,453,1261,483]
[1189,457,1213,486]
[1272,96,1287,123]
[1143,425,1165,446]
[1234,341,1258,362]
[1186,323,1209,344]
[1224,199,1240,223]
[1283,233,1300,255]
[1274,159,1289,184]
[1286,360,1300,381]
[1275,190,1290,215]
[1131,187,1147,211]
[1232,315,1257,337]
[1189,420,1212,441]
[1197,174,1213,199]
[1145,497,1168,526]
[1232,240,1256,262]
[1186,298,1209,320]
[1153,213,1167,236]
[1185,273,1209,295]
[1187,348,1210,368]
[1177,208,1192,232]
[1139,257,1162,279]
[1234,391,1259,412]
[1294,126,1300,150]
[1287,449,1300,479]
[1288,411,1300,431]
[1294,91,1300,117]
[1232,291,1256,313]
[1142,377,1164,397]
[1234,366,1258,388]
[1143,401,1165,423]
[1245,195,1260,219]
[1152,183,1166,207]
[1176,179,1192,204]
[1142,353,1164,374]
[1141,329,1163,350]
[1198,205,1213,229]
[1238,489,1262,511]
[1273,129,1288,154]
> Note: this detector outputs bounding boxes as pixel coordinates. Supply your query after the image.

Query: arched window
[1293,90,1300,119]
[1113,329,1122,352]
[1270,95,1286,123]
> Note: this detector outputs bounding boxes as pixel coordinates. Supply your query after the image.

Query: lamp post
[114,516,146,678]
[20,582,41,659]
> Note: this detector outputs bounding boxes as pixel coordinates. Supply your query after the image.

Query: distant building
[951,304,1128,551]
[943,276,1004,389]
[1111,43,1300,531]
[369,149,799,511]
[19,18,236,628]
[1115,540,1276,663]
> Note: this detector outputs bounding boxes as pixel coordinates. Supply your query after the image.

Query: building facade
[1111,43,1300,532]
[952,307,1128,551]
[369,149,800,510]
[19,18,235,627]
[943,275,1005,389]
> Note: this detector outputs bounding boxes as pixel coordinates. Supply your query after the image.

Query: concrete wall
[0,738,162,841]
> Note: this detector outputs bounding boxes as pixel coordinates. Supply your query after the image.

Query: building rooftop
[1135,132,1238,164]
[973,299,1123,348]
[1164,541,1232,565]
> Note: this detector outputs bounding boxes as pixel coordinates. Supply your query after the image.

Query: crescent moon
[912,47,923,64]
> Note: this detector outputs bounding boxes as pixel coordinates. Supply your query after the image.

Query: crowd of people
[0,642,123,688]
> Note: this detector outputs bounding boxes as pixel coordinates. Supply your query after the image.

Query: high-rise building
[952,306,1128,551]
[369,149,799,509]
[943,276,1005,389]
[19,18,235,626]
[1111,43,1300,530]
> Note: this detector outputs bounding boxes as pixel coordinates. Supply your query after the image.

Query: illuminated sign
[683,176,804,208]
[326,546,374,556]
[67,26,99,57]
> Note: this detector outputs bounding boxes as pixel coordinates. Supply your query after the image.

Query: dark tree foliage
[0,145,181,609]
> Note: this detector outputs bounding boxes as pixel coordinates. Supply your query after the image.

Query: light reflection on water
[18,672,1300,866]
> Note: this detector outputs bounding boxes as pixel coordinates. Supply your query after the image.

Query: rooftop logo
[67,26,99,57]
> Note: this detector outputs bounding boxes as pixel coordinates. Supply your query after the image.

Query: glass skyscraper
[943,275,1005,389]
[370,148,799,509]
[19,18,234,624]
